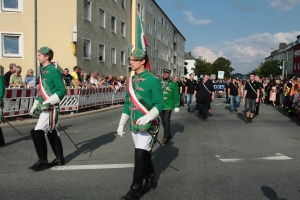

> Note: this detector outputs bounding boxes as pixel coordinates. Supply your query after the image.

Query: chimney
[279,43,286,50]
[188,52,192,56]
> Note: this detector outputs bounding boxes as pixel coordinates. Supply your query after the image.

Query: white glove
[30,100,39,115]
[43,93,60,105]
[174,108,179,113]
[136,107,159,125]
[117,113,129,137]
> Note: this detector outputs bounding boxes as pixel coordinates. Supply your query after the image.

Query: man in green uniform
[29,46,66,171]
[0,74,5,147]
[161,69,180,144]
[117,49,163,200]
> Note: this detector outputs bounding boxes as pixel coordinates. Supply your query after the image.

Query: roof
[185,52,196,60]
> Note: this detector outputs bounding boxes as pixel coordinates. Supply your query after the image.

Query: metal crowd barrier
[2,87,126,117]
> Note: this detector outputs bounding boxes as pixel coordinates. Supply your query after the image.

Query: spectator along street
[1,98,300,200]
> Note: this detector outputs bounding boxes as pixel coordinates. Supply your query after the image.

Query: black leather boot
[47,130,65,167]
[141,152,157,193]
[121,149,150,200]
[29,129,48,171]
[0,127,5,147]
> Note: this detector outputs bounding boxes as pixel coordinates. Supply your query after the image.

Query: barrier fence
[2,87,126,118]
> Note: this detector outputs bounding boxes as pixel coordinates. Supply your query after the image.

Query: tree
[259,60,281,77]
[192,57,212,76]
[211,57,234,79]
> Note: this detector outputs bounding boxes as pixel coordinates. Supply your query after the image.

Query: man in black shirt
[228,77,240,112]
[62,68,75,87]
[242,74,260,123]
[185,73,197,112]
[195,74,215,121]
[254,76,264,117]
[4,63,16,87]
[178,77,186,106]
[224,79,230,103]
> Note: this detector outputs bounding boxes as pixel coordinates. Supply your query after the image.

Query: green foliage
[211,57,234,79]
[251,60,281,77]
[192,57,212,76]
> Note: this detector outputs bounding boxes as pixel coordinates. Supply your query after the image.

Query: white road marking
[254,153,293,161]
[50,163,134,170]
[216,153,293,163]
[220,158,243,163]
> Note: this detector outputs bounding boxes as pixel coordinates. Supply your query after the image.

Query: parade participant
[242,73,260,123]
[224,79,230,104]
[254,76,264,117]
[160,69,180,144]
[29,46,66,171]
[117,49,163,200]
[0,74,6,146]
[185,73,197,113]
[195,74,215,121]
[228,77,240,112]
[179,77,186,106]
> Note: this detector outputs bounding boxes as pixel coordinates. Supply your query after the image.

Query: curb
[1,104,123,129]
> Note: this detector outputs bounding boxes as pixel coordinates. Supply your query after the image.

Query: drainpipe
[34,0,38,77]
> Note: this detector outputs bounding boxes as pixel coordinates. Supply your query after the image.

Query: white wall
[185,60,196,79]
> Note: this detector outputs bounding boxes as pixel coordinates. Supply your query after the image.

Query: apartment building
[265,41,297,77]
[0,0,131,77]
[135,0,186,77]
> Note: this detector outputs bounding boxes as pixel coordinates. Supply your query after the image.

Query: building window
[147,45,152,56]
[83,39,91,60]
[1,33,23,57]
[1,0,23,12]
[153,38,156,48]
[147,23,152,35]
[121,22,125,37]
[99,8,105,28]
[111,16,116,33]
[99,44,105,62]
[154,19,156,31]
[111,47,116,64]
[147,3,153,15]
[138,3,143,22]
[121,51,125,65]
[83,0,91,21]
[121,0,126,8]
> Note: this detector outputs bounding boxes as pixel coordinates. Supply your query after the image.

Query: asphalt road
[1,98,300,200]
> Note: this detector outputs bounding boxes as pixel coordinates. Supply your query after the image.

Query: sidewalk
[1,104,123,129]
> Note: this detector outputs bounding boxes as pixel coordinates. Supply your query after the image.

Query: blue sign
[213,83,226,91]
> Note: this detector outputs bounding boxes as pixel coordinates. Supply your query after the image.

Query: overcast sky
[156,0,300,74]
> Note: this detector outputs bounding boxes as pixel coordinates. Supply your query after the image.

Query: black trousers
[255,102,260,116]
[160,110,172,139]
[197,102,210,119]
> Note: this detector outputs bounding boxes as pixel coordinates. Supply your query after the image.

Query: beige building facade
[0,0,131,78]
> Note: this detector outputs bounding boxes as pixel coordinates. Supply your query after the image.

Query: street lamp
[270,47,288,78]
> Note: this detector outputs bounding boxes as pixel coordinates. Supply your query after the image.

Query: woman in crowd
[269,82,277,106]
[24,69,36,88]
[264,82,271,104]
[9,65,24,88]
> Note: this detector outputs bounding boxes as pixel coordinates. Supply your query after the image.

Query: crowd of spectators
[63,66,125,91]
[2,63,125,92]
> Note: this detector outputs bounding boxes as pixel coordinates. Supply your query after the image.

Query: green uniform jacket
[123,70,163,131]
[0,75,5,102]
[161,79,180,110]
[36,64,66,103]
